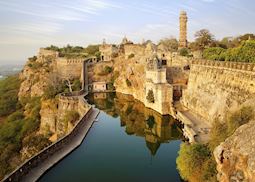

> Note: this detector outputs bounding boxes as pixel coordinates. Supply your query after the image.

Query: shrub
[128,53,135,59]
[209,106,253,150]
[179,48,189,57]
[107,82,115,90]
[29,62,43,70]
[28,56,37,62]
[0,76,21,116]
[72,79,81,91]
[104,66,113,74]
[208,120,228,150]
[84,45,99,56]
[227,106,253,135]
[64,111,80,125]
[176,143,216,182]
[203,47,226,61]
[112,71,120,82]
[146,90,155,103]
[126,79,132,87]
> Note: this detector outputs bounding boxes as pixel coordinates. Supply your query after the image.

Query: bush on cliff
[128,53,135,59]
[176,143,217,182]
[179,48,189,57]
[126,79,132,87]
[0,76,21,117]
[146,90,155,103]
[98,66,113,76]
[209,106,254,150]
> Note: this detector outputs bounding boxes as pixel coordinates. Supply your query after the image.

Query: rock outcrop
[114,55,146,102]
[214,120,255,182]
[18,56,56,98]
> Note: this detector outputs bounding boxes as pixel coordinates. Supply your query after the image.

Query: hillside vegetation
[0,76,50,179]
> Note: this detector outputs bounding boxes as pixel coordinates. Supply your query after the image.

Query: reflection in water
[87,92,183,156]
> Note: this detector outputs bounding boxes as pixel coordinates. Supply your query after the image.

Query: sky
[0,0,255,65]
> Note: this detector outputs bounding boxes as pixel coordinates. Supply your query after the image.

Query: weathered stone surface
[214,120,255,182]
[181,64,255,124]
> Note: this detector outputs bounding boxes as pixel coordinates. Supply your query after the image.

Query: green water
[39,93,184,182]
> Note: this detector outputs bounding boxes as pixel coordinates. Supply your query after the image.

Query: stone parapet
[192,59,255,72]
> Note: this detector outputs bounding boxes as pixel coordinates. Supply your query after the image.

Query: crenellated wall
[56,58,84,79]
[181,60,255,123]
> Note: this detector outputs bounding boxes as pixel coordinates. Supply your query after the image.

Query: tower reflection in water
[86,92,183,156]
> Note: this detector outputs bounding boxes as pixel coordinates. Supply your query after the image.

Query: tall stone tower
[179,11,188,48]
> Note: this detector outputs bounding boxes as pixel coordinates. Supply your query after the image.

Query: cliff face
[39,96,86,141]
[214,120,255,182]
[19,56,56,98]
[113,55,146,102]
[181,64,255,123]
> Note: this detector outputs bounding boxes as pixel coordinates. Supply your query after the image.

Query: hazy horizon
[0,0,255,63]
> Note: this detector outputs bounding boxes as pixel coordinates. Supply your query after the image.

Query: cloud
[0,22,63,35]
[0,0,121,22]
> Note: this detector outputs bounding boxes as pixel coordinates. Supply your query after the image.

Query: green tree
[158,37,178,51]
[0,76,21,116]
[146,90,155,103]
[209,106,253,150]
[84,45,99,56]
[203,47,226,61]
[176,143,216,182]
[194,29,215,50]
[179,48,189,57]
[225,40,255,62]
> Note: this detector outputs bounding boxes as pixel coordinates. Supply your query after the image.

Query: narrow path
[20,108,100,182]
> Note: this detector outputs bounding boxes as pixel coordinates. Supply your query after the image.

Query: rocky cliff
[214,119,255,182]
[113,55,146,102]
[19,56,56,98]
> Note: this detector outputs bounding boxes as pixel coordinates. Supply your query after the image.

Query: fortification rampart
[181,60,255,123]
[56,58,84,79]
[37,48,59,62]
[192,59,255,72]
[3,92,92,182]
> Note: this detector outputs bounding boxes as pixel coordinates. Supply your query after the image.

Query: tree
[158,37,178,52]
[176,143,217,182]
[203,47,226,61]
[179,48,189,57]
[84,45,99,56]
[146,90,155,103]
[0,76,21,116]
[194,29,215,50]
[225,40,255,62]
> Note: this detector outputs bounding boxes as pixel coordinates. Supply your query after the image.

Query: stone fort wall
[181,60,255,123]
[56,58,84,79]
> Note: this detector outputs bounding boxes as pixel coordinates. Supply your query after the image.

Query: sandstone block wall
[56,58,84,80]
[146,69,167,84]
[145,82,173,115]
[181,61,255,123]
[37,48,59,63]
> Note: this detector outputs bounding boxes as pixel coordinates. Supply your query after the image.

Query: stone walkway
[20,108,100,182]
[181,110,211,143]
[174,101,211,143]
